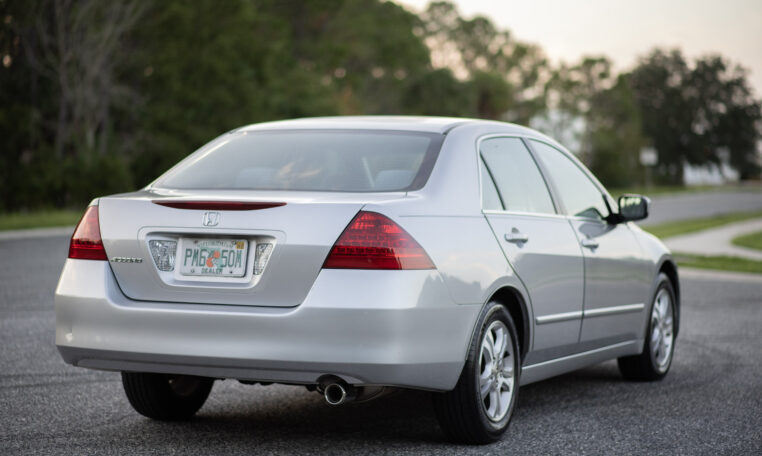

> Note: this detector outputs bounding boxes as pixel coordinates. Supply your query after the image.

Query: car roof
[236,116,536,136]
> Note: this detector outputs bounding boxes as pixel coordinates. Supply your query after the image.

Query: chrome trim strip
[535,310,583,325]
[535,303,644,325]
[523,341,635,371]
[482,209,567,220]
[583,303,645,318]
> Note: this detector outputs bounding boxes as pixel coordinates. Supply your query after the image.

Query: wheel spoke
[482,332,495,362]
[492,328,505,360]
[499,374,513,393]
[480,377,494,399]
[487,389,499,417]
[659,293,669,321]
[651,330,661,357]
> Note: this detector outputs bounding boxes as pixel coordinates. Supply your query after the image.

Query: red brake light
[323,211,435,270]
[153,201,286,211]
[68,206,107,260]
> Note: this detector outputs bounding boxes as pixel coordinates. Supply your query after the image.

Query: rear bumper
[55,260,480,391]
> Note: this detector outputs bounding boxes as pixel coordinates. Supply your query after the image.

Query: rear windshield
[155,130,443,192]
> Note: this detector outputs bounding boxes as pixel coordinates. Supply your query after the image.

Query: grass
[674,253,762,274]
[642,210,762,239]
[0,209,83,231]
[609,184,762,201]
[732,230,762,252]
[608,184,721,198]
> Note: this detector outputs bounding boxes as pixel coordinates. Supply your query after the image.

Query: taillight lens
[323,211,435,270]
[68,206,107,260]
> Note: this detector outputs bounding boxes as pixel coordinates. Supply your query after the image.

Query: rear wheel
[618,273,676,381]
[121,372,213,420]
[433,302,520,444]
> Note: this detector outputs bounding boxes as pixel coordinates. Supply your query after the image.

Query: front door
[529,140,650,347]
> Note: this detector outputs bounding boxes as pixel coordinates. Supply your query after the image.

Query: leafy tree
[403,68,475,116]
[535,56,614,159]
[418,1,548,122]
[587,75,646,187]
[1,0,141,209]
[630,49,761,183]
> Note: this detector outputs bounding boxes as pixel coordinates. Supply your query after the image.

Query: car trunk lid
[98,191,385,307]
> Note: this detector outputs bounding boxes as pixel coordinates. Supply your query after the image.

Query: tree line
[1,0,760,211]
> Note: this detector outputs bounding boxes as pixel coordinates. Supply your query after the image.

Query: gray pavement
[665,217,762,260]
[643,189,762,226]
[1,235,761,455]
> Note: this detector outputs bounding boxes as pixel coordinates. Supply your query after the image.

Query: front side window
[156,130,442,192]
[530,140,609,220]
[480,137,555,214]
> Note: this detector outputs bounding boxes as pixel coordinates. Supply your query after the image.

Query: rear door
[528,140,650,346]
[480,137,585,362]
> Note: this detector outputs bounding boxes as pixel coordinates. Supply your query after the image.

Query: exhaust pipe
[324,383,348,405]
[319,377,356,406]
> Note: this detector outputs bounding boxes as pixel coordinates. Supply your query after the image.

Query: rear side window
[480,137,556,214]
[156,130,443,192]
[480,160,503,211]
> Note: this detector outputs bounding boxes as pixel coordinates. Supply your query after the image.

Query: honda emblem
[202,212,220,227]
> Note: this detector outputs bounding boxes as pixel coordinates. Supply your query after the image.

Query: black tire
[618,273,677,381]
[121,372,213,420]
[433,302,521,444]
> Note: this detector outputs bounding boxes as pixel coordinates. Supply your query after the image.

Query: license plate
[178,238,249,277]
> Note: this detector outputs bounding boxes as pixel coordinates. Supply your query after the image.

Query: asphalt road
[644,189,762,225]
[1,235,761,455]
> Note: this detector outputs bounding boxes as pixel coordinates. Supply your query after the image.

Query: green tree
[630,49,761,183]
[536,56,613,160]
[587,75,646,187]
[403,68,475,116]
[1,0,142,209]
[417,1,548,122]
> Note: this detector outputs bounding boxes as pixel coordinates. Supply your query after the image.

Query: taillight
[152,201,286,211]
[68,206,107,260]
[323,211,435,270]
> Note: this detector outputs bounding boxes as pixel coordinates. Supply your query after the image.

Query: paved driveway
[1,235,761,455]
[644,189,762,225]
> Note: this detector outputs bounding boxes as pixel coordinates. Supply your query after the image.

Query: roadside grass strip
[0,209,83,231]
[732,230,762,252]
[643,210,762,239]
[674,253,762,274]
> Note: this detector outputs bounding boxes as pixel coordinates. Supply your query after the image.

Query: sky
[397,0,762,97]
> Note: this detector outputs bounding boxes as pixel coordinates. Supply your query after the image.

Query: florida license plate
[178,238,249,277]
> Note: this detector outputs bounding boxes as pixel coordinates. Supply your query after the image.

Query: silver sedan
[55,116,679,444]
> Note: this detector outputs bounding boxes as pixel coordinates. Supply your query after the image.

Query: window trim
[475,134,561,218]
[524,137,616,223]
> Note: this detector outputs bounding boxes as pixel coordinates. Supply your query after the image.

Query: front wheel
[618,272,677,381]
[121,372,214,420]
[433,302,520,444]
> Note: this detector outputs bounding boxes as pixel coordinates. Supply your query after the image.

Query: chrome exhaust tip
[324,383,348,406]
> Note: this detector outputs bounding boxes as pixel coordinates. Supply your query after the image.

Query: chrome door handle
[505,229,529,244]
[581,238,599,249]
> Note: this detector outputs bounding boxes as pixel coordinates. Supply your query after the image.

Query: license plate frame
[177,238,250,278]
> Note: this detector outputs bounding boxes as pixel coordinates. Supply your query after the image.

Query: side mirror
[617,194,649,222]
